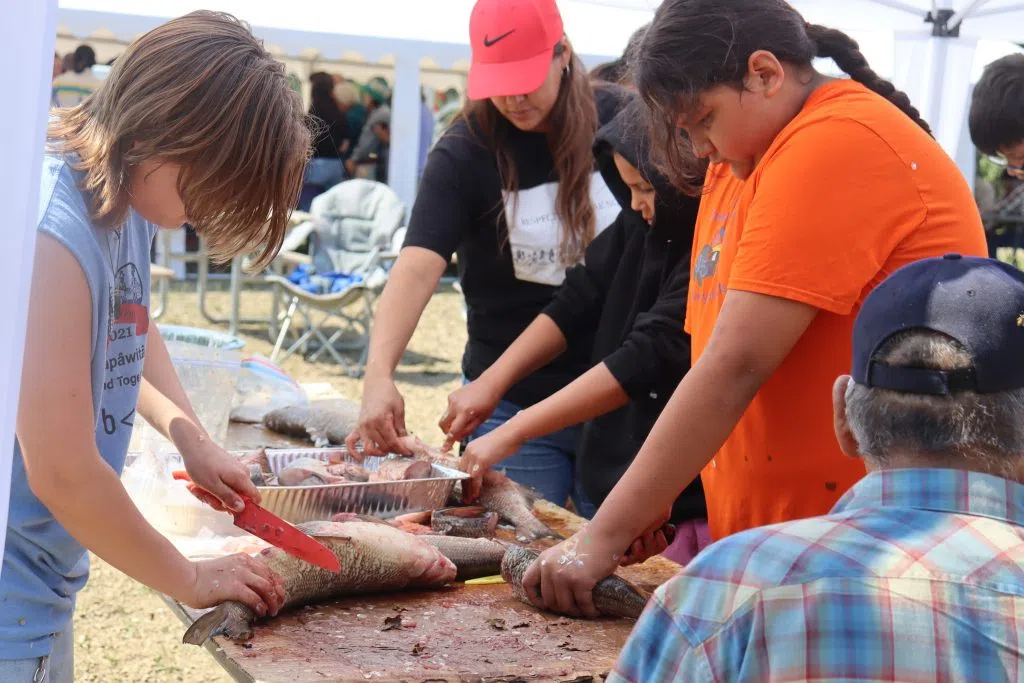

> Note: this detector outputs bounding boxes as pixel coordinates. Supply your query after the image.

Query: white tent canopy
[57,0,656,212]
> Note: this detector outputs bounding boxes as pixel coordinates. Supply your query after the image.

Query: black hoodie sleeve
[601,255,692,401]
[541,214,628,343]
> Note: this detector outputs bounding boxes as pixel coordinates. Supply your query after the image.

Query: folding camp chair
[266,179,406,377]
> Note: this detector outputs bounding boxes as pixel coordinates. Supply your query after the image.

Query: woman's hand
[458,426,523,502]
[347,374,411,457]
[520,526,625,618]
[179,437,257,513]
[438,379,503,451]
[181,554,286,617]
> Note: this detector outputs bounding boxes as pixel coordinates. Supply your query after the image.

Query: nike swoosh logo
[483,29,515,47]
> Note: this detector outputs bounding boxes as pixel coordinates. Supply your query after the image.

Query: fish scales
[500,545,649,619]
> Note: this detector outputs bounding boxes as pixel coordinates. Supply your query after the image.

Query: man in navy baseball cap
[613,254,1024,681]
[849,252,1024,397]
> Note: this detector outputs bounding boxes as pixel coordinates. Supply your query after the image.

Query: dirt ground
[74,281,467,682]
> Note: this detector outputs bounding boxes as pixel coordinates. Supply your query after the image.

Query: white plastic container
[128,324,244,453]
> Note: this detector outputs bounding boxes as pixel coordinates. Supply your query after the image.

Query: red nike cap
[468,0,565,100]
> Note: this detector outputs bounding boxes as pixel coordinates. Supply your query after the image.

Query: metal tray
[258,448,468,523]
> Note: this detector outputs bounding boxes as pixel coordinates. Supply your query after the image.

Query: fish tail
[182,602,254,646]
[515,518,561,542]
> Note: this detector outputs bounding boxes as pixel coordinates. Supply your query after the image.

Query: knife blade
[171,470,341,572]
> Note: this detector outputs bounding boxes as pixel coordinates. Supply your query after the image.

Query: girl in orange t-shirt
[519,0,987,619]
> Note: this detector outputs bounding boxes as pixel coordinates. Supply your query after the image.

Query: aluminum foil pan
[257,448,469,523]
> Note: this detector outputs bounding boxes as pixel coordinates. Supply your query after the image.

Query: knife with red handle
[171,470,341,573]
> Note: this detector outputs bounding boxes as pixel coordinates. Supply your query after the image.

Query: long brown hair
[633,0,931,195]
[460,41,598,266]
[48,10,311,270]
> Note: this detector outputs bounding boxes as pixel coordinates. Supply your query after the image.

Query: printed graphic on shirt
[102,261,150,423]
[692,205,735,307]
[505,172,621,287]
[694,227,724,286]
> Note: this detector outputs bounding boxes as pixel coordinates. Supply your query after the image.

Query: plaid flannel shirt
[610,468,1024,682]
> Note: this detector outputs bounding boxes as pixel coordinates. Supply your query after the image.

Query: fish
[182,520,457,645]
[398,436,560,543]
[246,463,271,486]
[262,403,360,447]
[326,462,370,482]
[477,472,559,543]
[277,467,331,486]
[240,449,273,486]
[431,506,499,538]
[276,457,348,486]
[499,545,649,619]
[330,512,434,536]
[370,455,433,481]
[421,536,508,581]
[239,449,272,472]
[392,510,432,526]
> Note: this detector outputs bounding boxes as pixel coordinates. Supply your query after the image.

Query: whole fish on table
[262,404,359,447]
[182,520,457,645]
[500,545,649,619]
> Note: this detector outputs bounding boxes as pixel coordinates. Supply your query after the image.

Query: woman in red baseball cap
[346,0,627,516]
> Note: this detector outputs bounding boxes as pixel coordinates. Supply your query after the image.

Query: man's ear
[833,375,861,458]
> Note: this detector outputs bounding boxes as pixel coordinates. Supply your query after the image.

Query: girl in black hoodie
[441,95,709,565]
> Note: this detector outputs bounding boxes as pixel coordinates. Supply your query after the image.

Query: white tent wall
[0,0,57,573]
[893,32,981,180]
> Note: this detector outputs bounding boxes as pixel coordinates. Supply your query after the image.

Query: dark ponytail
[805,23,931,136]
[634,0,932,191]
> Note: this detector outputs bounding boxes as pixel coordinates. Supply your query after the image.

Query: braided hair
[633,0,931,191]
[805,23,930,135]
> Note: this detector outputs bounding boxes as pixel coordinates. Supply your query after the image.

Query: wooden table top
[158,419,681,682]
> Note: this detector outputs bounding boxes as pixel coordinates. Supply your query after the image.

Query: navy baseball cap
[852,253,1024,395]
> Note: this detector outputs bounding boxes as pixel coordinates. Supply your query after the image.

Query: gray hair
[845,329,1024,476]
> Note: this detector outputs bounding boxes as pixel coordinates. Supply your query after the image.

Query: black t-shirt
[404,87,626,408]
[309,103,347,159]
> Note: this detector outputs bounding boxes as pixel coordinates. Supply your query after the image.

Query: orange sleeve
[729,118,927,315]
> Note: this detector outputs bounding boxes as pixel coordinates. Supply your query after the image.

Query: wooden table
[159,421,681,682]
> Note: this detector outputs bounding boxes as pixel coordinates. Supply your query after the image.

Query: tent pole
[387,56,423,216]
[948,0,993,29]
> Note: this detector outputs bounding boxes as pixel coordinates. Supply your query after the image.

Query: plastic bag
[121,448,269,559]
[121,448,243,540]
[230,355,308,424]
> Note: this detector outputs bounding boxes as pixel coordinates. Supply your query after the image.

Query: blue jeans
[304,157,345,189]
[0,624,73,683]
[468,396,597,519]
